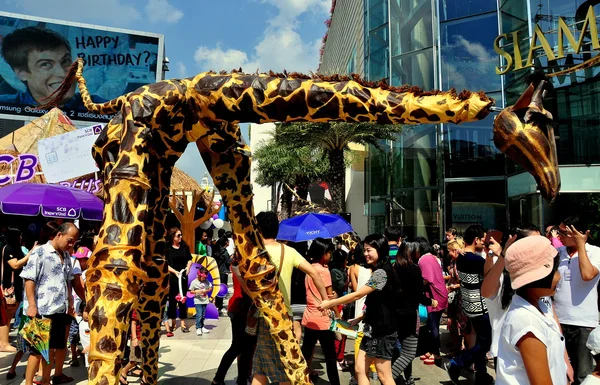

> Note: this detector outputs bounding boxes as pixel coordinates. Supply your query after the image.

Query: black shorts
[29,313,71,354]
[360,332,398,361]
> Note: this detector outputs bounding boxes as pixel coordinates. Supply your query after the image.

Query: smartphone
[485,230,504,245]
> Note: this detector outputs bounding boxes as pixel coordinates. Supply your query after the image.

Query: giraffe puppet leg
[137,255,170,384]
[86,249,147,385]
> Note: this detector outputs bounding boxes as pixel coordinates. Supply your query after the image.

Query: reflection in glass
[439,0,497,22]
[390,0,433,57]
[392,125,437,189]
[391,48,434,89]
[442,113,504,178]
[446,180,507,231]
[440,13,501,92]
[392,189,440,241]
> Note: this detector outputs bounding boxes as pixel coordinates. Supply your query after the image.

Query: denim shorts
[360,332,398,360]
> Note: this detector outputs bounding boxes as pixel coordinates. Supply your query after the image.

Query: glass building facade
[364,0,600,240]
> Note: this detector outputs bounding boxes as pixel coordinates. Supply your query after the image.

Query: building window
[440,12,501,93]
[439,0,497,22]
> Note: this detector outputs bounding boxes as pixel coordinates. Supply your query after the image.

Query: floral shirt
[20,242,74,316]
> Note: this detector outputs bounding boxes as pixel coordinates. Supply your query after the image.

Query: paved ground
[0,314,494,385]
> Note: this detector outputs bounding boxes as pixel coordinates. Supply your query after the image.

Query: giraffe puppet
[42,58,557,385]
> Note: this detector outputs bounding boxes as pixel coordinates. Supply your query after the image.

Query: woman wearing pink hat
[497,235,566,385]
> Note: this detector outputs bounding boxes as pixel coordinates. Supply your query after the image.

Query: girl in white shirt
[498,236,566,385]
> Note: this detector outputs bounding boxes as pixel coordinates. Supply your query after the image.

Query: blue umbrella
[276,213,353,242]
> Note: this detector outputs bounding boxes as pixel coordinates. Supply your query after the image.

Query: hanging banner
[37,124,102,183]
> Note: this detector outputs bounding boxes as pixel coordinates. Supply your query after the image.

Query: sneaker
[202,327,210,334]
[196,329,203,336]
[220,309,228,316]
[444,361,460,385]
[166,332,174,337]
[70,358,80,367]
[52,373,74,384]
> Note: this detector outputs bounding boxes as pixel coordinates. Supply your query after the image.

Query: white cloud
[193,1,329,73]
[14,0,182,25]
[15,0,142,25]
[194,45,250,71]
[175,61,187,78]
[454,35,496,63]
[145,0,183,24]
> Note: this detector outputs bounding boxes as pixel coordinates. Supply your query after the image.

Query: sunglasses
[175,234,182,238]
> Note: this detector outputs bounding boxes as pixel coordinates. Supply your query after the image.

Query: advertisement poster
[0,13,162,122]
[38,124,103,183]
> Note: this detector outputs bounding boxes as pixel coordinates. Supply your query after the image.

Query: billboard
[0,12,163,122]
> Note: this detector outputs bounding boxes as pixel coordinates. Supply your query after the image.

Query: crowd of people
[2,212,600,385]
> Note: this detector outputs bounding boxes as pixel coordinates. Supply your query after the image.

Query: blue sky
[0,0,330,183]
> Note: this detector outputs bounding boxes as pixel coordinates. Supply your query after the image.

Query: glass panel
[391,48,434,89]
[442,113,504,178]
[392,124,437,189]
[368,0,388,29]
[393,189,440,241]
[390,0,433,57]
[508,194,541,230]
[440,13,501,92]
[366,142,390,197]
[439,0,497,22]
[367,25,389,81]
[446,180,507,232]
[369,198,387,235]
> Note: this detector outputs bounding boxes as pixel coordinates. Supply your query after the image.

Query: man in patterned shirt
[21,222,79,385]
[445,224,493,385]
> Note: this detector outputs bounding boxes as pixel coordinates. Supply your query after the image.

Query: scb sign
[0,153,38,185]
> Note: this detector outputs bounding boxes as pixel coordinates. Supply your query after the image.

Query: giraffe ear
[511,83,534,111]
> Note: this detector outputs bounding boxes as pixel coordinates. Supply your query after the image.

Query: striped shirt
[457,251,488,318]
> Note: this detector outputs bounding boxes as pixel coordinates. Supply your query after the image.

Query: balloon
[205,303,219,319]
[216,283,228,298]
[213,218,224,229]
[212,214,219,220]
[200,221,211,230]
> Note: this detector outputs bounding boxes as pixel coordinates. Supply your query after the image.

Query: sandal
[6,371,16,380]
[166,332,174,337]
[119,374,128,385]
[181,327,190,333]
[129,368,143,377]
[423,357,435,365]
[419,353,431,360]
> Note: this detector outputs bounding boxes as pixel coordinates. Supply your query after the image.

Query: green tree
[254,136,328,218]
[276,122,403,213]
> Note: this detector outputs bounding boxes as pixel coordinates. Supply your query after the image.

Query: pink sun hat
[73,246,92,259]
[505,235,558,290]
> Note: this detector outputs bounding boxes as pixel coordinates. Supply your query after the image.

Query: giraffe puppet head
[493,73,561,201]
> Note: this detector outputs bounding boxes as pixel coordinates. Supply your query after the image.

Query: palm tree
[254,137,328,218]
[276,122,403,213]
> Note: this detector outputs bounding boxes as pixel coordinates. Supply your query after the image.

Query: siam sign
[0,152,100,193]
[494,6,600,75]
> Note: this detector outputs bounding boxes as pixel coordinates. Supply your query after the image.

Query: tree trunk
[280,186,293,219]
[295,175,310,201]
[327,149,346,213]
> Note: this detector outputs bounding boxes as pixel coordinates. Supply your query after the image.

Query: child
[120,310,143,385]
[583,327,600,385]
[189,266,213,335]
[78,309,90,369]
[319,234,398,385]
[70,246,91,366]
[496,236,565,385]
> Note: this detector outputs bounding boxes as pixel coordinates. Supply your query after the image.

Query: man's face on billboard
[16,46,76,104]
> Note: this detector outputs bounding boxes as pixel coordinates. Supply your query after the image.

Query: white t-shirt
[71,259,85,314]
[554,244,600,327]
[355,265,371,332]
[497,295,567,385]
[485,271,507,357]
[582,375,600,385]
